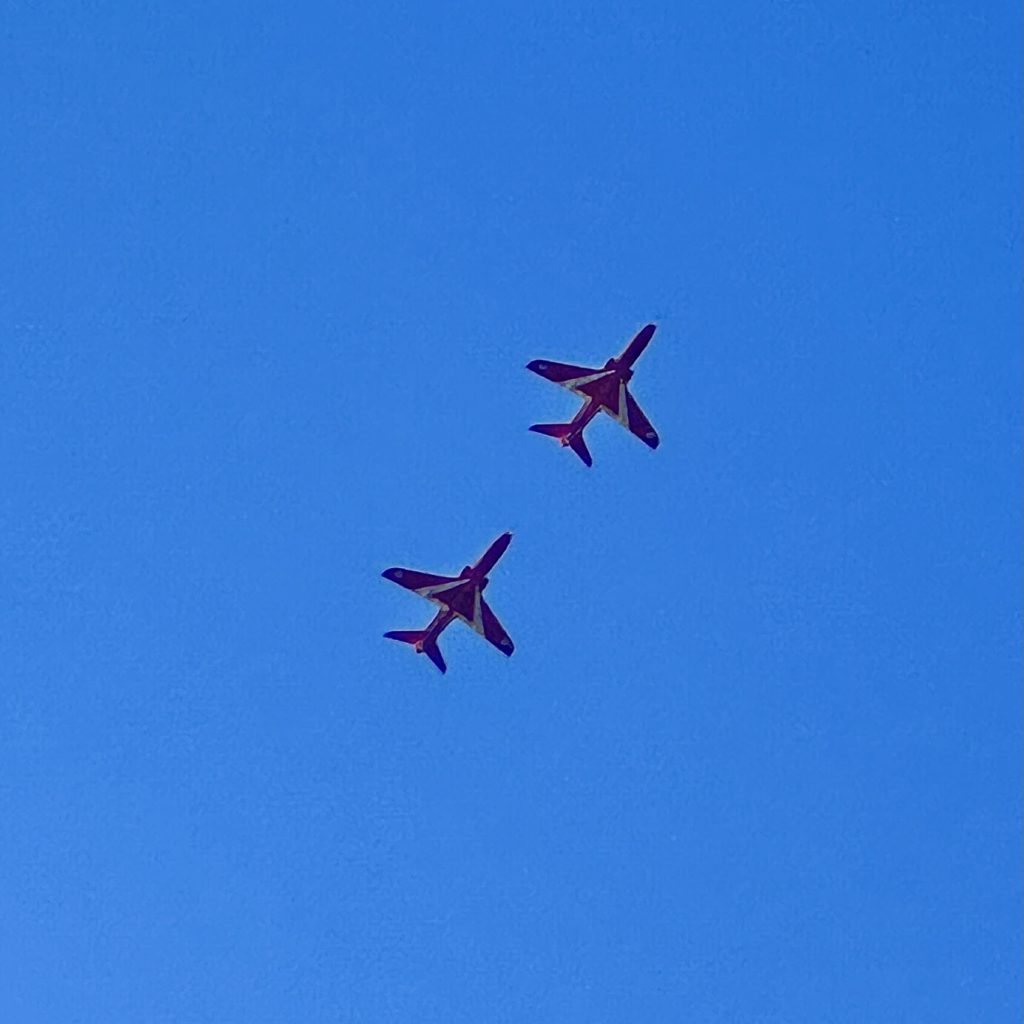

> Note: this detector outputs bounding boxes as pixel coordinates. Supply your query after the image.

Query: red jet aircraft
[526,323,660,467]
[382,532,515,674]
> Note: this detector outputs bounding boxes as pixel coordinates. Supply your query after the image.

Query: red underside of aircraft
[381,532,514,674]
[526,323,660,467]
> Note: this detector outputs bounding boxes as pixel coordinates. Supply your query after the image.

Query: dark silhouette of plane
[381,532,514,674]
[526,323,660,467]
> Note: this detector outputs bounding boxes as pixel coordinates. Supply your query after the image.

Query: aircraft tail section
[529,422,573,439]
[528,422,593,467]
[384,630,447,673]
[568,433,592,467]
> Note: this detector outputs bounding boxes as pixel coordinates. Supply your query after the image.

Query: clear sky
[1,2,1020,1021]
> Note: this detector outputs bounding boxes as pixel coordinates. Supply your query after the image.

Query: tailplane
[529,423,593,467]
[529,422,572,439]
[384,630,447,673]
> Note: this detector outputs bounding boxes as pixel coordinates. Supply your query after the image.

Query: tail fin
[384,630,447,673]
[529,423,593,467]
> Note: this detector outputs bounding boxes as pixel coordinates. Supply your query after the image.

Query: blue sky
[1,2,1020,1021]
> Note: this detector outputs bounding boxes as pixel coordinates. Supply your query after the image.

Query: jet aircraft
[381,532,515,674]
[526,323,660,466]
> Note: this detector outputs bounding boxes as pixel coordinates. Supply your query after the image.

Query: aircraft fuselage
[563,364,632,442]
[416,606,456,649]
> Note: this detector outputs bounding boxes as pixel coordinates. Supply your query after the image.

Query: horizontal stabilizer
[568,432,592,467]
[384,630,423,644]
[529,423,593,467]
[529,422,572,439]
[384,630,447,673]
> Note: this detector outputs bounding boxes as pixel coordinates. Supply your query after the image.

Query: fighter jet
[381,532,514,674]
[526,323,660,467]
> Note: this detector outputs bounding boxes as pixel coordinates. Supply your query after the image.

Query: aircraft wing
[526,359,604,388]
[382,567,461,596]
[624,388,659,448]
[480,597,514,655]
[443,588,513,655]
